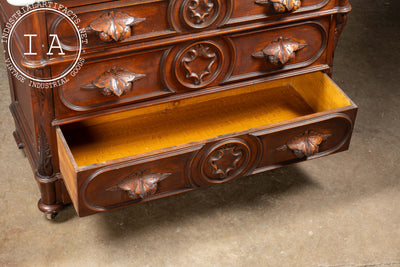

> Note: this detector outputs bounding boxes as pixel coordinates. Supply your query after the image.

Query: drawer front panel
[225,19,328,83]
[54,18,329,120]
[47,0,173,52]
[48,0,335,53]
[79,152,193,215]
[253,113,354,170]
[57,72,357,217]
[73,112,355,216]
[228,0,332,26]
[55,49,173,117]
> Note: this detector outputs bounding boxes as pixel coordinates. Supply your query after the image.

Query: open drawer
[56,72,357,216]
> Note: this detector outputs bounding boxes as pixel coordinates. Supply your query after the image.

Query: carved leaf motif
[252,37,307,65]
[188,0,215,24]
[255,0,301,13]
[277,130,330,158]
[107,172,172,199]
[89,11,145,42]
[83,67,145,97]
[209,145,243,179]
[182,44,217,85]
[38,125,53,177]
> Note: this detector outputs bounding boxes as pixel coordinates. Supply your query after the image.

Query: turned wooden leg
[35,172,66,220]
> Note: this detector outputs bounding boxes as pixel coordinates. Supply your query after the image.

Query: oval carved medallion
[181,0,221,29]
[174,41,224,89]
[189,137,261,186]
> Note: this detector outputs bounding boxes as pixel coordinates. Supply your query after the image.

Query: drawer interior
[60,72,352,167]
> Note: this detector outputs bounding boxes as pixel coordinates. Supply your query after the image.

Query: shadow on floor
[91,165,320,240]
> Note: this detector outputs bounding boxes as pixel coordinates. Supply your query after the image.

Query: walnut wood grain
[88,11,145,42]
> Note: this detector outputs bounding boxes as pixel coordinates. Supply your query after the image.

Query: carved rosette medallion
[81,67,146,97]
[252,36,307,65]
[200,139,254,183]
[207,145,244,179]
[89,11,145,42]
[255,0,301,13]
[277,130,330,158]
[107,171,171,200]
[181,0,220,29]
[174,41,224,89]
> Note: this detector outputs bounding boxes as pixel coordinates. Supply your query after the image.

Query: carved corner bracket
[89,11,145,42]
[107,171,172,200]
[81,67,146,97]
[255,0,301,13]
[252,37,307,65]
[277,130,331,158]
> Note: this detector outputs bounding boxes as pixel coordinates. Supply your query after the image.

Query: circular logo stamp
[2,2,88,88]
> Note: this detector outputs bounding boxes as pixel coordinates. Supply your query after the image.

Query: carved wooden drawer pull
[277,130,330,158]
[107,172,171,200]
[252,36,307,65]
[89,11,145,42]
[255,0,301,13]
[82,67,146,97]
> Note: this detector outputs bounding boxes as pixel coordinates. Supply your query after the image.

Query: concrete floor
[1,0,399,266]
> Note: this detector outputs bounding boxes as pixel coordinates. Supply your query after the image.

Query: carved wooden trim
[181,0,220,29]
[252,36,307,65]
[81,67,146,97]
[188,137,263,186]
[89,11,145,42]
[107,171,171,199]
[209,145,244,179]
[38,125,53,177]
[183,44,217,85]
[174,41,224,89]
[333,13,348,54]
[255,0,301,13]
[277,130,330,158]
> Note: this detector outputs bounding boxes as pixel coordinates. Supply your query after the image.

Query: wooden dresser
[0,0,356,218]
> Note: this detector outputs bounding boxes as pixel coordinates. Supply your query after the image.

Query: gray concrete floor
[1,0,399,266]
